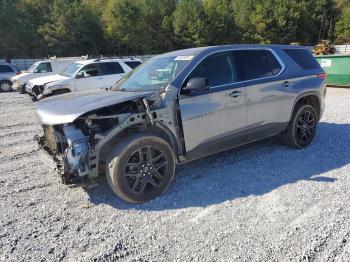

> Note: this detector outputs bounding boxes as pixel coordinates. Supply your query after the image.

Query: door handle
[282,81,293,87]
[228,90,243,98]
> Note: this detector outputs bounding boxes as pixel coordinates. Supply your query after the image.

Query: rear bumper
[12,81,20,90]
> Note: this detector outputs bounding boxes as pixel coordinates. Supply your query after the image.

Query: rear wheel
[0,80,12,92]
[106,133,176,204]
[283,104,318,148]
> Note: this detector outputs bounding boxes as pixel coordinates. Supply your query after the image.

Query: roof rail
[93,57,122,62]
[48,55,89,60]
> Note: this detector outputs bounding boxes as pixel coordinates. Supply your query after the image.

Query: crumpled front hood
[29,74,68,86]
[36,89,153,125]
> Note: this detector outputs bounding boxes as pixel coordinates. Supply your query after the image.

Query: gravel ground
[1,88,350,262]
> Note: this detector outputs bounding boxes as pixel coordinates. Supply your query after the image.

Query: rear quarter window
[235,50,282,81]
[125,61,141,69]
[283,49,321,70]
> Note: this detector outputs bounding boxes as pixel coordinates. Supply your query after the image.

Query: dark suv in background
[0,62,21,92]
[35,45,326,203]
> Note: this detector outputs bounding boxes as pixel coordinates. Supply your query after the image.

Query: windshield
[112,55,192,92]
[27,62,40,73]
[61,62,84,77]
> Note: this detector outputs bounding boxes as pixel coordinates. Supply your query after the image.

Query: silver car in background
[35,45,326,204]
[0,63,21,92]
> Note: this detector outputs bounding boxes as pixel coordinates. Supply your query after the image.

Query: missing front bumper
[35,132,96,184]
[37,147,57,169]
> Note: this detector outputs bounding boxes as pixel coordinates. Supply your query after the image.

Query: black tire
[283,104,318,148]
[106,133,176,204]
[0,80,13,92]
[20,85,26,94]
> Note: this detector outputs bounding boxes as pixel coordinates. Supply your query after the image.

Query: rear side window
[0,65,14,73]
[236,50,282,80]
[284,49,320,70]
[188,52,237,87]
[125,61,141,69]
[36,62,52,73]
[101,62,125,75]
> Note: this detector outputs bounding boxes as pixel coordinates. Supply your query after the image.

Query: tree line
[1,0,350,59]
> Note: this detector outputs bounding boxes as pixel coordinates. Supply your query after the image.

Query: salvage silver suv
[36,45,326,203]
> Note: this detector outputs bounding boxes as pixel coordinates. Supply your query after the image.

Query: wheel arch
[100,123,180,163]
[52,88,71,95]
[291,92,321,121]
[0,78,12,83]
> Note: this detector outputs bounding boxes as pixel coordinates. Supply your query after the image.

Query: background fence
[334,45,350,54]
[0,55,155,71]
[2,46,350,72]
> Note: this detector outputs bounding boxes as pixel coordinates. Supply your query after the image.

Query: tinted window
[188,52,237,87]
[79,63,102,77]
[125,61,141,69]
[113,56,190,92]
[284,48,320,70]
[101,62,125,75]
[36,62,52,73]
[62,63,84,77]
[236,50,282,80]
[0,65,14,73]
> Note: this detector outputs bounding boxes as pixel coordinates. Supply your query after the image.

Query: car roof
[74,58,142,65]
[0,62,20,71]
[0,62,17,67]
[156,44,306,58]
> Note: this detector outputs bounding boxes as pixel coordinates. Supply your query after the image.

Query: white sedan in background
[25,58,142,100]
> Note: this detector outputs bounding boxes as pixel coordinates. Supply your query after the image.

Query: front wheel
[106,133,176,204]
[0,80,12,92]
[20,85,26,94]
[283,104,318,148]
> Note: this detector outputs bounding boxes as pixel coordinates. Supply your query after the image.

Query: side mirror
[183,78,209,92]
[76,72,84,79]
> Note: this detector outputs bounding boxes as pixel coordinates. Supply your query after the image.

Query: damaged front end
[35,88,182,184]
[36,124,90,183]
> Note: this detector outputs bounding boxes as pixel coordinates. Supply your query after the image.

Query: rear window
[0,65,14,73]
[101,62,125,75]
[235,50,282,81]
[284,49,320,70]
[125,61,141,69]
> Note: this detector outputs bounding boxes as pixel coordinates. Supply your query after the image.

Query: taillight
[318,73,327,80]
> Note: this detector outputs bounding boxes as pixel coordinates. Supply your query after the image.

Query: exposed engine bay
[36,87,183,184]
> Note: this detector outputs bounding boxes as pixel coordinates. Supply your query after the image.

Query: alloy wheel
[123,146,168,194]
[0,82,12,92]
[295,110,315,144]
